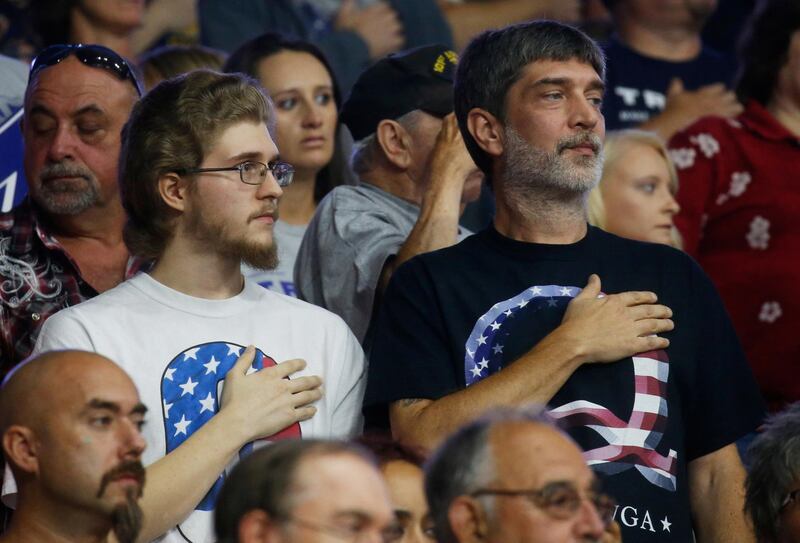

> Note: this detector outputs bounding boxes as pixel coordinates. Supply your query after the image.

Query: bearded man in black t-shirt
[366,20,765,543]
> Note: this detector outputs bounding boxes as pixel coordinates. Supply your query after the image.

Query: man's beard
[185,201,279,271]
[501,126,603,204]
[97,461,145,543]
[34,161,100,215]
[110,487,144,543]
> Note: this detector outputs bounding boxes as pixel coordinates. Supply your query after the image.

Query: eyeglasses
[781,489,800,512]
[283,515,404,543]
[471,481,617,527]
[29,43,143,96]
[181,160,294,187]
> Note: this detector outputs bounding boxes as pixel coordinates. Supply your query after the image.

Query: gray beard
[501,126,603,212]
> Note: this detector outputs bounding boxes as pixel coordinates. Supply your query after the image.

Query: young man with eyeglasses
[367,20,765,543]
[24,70,366,543]
[425,407,620,543]
[215,439,397,543]
[0,44,147,378]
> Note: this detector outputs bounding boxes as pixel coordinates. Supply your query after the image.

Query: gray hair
[454,20,606,177]
[424,406,557,543]
[745,403,800,541]
[350,110,426,176]
[214,439,374,543]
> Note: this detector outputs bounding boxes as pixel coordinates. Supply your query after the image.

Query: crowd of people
[0,1,798,543]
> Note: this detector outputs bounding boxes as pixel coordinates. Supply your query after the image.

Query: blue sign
[0,106,28,212]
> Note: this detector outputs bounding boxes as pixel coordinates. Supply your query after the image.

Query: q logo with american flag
[464,284,677,492]
[161,342,301,541]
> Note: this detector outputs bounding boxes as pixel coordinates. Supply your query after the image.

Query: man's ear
[449,496,491,543]
[467,108,504,159]
[2,426,40,475]
[237,509,285,543]
[375,119,413,170]
[158,172,190,213]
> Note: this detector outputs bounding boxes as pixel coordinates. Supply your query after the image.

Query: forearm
[440,0,551,50]
[135,414,243,541]
[391,326,585,451]
[688,444,755,543]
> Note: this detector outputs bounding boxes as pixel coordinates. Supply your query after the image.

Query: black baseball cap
[341,44,458,141]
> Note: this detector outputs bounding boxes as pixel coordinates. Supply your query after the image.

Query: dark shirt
[367,225,765,543]
[601,35,737,130]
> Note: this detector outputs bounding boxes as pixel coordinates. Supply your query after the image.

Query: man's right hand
[219,346,323,443]
[427,113,480,190]
[559,274,674,364]
[644,78,743,139]
[335,0,405,59]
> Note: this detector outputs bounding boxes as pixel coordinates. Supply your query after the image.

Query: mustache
[39,161,93,182]
[556,132,602,154]
[97,460,146,498]
[248,205,279,222]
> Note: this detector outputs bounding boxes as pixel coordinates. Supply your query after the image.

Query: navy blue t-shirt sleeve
[684,257,765,461]
[365,257,462,412]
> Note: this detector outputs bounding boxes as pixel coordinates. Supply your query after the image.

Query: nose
[570,96,602,133]
[120,419,147,460]
[47,124,78,162]
[574,497,606,540]
[255,169,283,201]
[663,189,680,216]
[301,99,323,128]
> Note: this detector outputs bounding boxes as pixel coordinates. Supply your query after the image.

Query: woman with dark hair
[668,0,800,413]
[355,434,436,543]
[224,32,352,297]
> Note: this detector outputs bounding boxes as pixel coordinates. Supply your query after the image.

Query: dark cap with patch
[341,44,458,141]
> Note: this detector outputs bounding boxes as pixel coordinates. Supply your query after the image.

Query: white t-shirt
[5,273,365,543]
[242,219,307,297]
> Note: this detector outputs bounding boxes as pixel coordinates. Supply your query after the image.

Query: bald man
[0,350,147,543]
[425,407,621,543]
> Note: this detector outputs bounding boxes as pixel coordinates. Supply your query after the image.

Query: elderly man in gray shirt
[294,44,483,345]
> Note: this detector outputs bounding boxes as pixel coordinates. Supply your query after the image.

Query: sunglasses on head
[29,43,143,96]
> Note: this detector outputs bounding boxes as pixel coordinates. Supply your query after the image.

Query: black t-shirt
[601,35,737,130]
[366,226,764,543]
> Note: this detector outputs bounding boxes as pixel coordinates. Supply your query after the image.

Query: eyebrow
[393,510,412,521]
[228,151,280,163]
[531,77,606,94]
[28,104,106,119]
[86,399,148,416]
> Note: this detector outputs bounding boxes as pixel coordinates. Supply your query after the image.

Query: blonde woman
[588,129,681,247]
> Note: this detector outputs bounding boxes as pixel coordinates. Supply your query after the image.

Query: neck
[361,167,422,205]
[493,182,589,244]
[616,17,702,61]
[149,233,243,299]
[277,171,317,225]
[39,199,127,246]
[767,94,800,138]
[70,9,134,59]
[3,499,112,543]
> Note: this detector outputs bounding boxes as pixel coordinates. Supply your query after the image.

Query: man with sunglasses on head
[23,70,366,543]
[425,407,620,543]
[0,44,146,378]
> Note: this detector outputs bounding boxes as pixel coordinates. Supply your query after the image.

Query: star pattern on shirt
[203,356,220,375]
[660,517,671,532]
[179,376,198,396]
[183,347,200,361]
[463,285,588,387]
[173,414,191,436]
[199,392,215,414]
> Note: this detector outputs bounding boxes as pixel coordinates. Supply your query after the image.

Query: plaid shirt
[0,198,145,377]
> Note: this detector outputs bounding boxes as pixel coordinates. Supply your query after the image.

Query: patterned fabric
[668,101,800,411]
[0,198,144,375]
